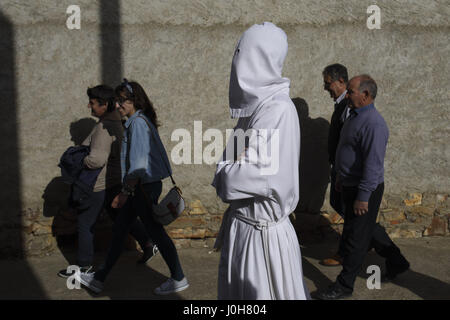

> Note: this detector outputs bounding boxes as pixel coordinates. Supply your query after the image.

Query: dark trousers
[330,166,344,257]
[336,183,404,292]
[76,185,152,267]
[94,181,185,282]
[330,166,344,217]
[77,190,106,267]
[104,185,153,250]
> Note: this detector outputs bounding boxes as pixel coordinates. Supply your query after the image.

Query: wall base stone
[312,192,450,241]
[1,193,449,258]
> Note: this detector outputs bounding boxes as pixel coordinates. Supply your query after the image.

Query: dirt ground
[1,237,449,300]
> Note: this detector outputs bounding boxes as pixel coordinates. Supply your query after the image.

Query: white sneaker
[58,265,93,278]
[78,272,104,294]
[154,277,189,295]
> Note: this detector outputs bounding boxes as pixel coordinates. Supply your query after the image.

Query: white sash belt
[234,214,289,300]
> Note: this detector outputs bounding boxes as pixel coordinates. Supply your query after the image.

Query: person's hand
[353,200,368,216]
[111,192,129,209]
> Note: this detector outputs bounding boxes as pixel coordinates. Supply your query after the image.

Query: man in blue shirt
[316,75,410,300]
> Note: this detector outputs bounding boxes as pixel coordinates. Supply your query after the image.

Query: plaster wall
[0,0,449,220]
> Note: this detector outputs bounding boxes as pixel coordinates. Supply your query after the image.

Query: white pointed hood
[229,22,290,119]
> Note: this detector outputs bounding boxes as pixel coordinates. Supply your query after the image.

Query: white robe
[212,22,310,300]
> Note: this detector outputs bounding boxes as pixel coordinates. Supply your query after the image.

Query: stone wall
[294,193,450,243]
[4,191,448,258]
[0,1,449,257]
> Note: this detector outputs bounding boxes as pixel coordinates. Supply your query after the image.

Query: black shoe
[137,245,159,264]
[383,258,410,282]
[315,284,352,300]
[58,265,93,278]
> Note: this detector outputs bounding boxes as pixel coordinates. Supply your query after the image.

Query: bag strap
[137,114,176,186]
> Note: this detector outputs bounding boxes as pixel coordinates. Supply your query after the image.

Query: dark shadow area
[360,251,450,300]
[299,238,340,292]
[43,177,78,253]
[0,10,47,298]
[292,98,330,214]
[301,257,334,291]
[97,253,183,300]
[69,118,97,146]
[0,11,21,256]
[389,269,450,300]
[291,97,341,249]
[0,250,182,300]
[43,118,97,263]
[101,0,122,87]
[289,97,342,294]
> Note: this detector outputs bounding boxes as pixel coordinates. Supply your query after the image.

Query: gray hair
[358,74,377,99]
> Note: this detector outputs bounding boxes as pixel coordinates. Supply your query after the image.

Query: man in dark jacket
[321,63,349,266]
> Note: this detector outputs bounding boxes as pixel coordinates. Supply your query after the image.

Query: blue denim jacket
[121,110,172,184]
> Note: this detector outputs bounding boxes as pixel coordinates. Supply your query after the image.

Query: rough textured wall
[0,1,449,254]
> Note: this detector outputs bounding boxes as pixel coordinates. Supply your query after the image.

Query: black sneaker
[58,265,93,278]
[137,245,159,264]
[315,283,353,300]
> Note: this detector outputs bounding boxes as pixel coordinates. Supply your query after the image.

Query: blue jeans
[94,181,185,282]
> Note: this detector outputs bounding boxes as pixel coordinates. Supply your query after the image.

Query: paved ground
[1,237,449,300]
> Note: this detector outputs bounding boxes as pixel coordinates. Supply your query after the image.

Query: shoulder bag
[136,115,185,225]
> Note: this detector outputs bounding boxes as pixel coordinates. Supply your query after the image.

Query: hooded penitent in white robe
[212,22,310,300]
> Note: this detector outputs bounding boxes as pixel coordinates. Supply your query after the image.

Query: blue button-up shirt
[335,103,389,202]
[121,110,172,184]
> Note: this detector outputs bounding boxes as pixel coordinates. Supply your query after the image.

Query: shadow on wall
[69,118,98,146]
[0,10,48,298]
[100,0,122,87]
[42,118,97,252]
[292,97,330,215]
